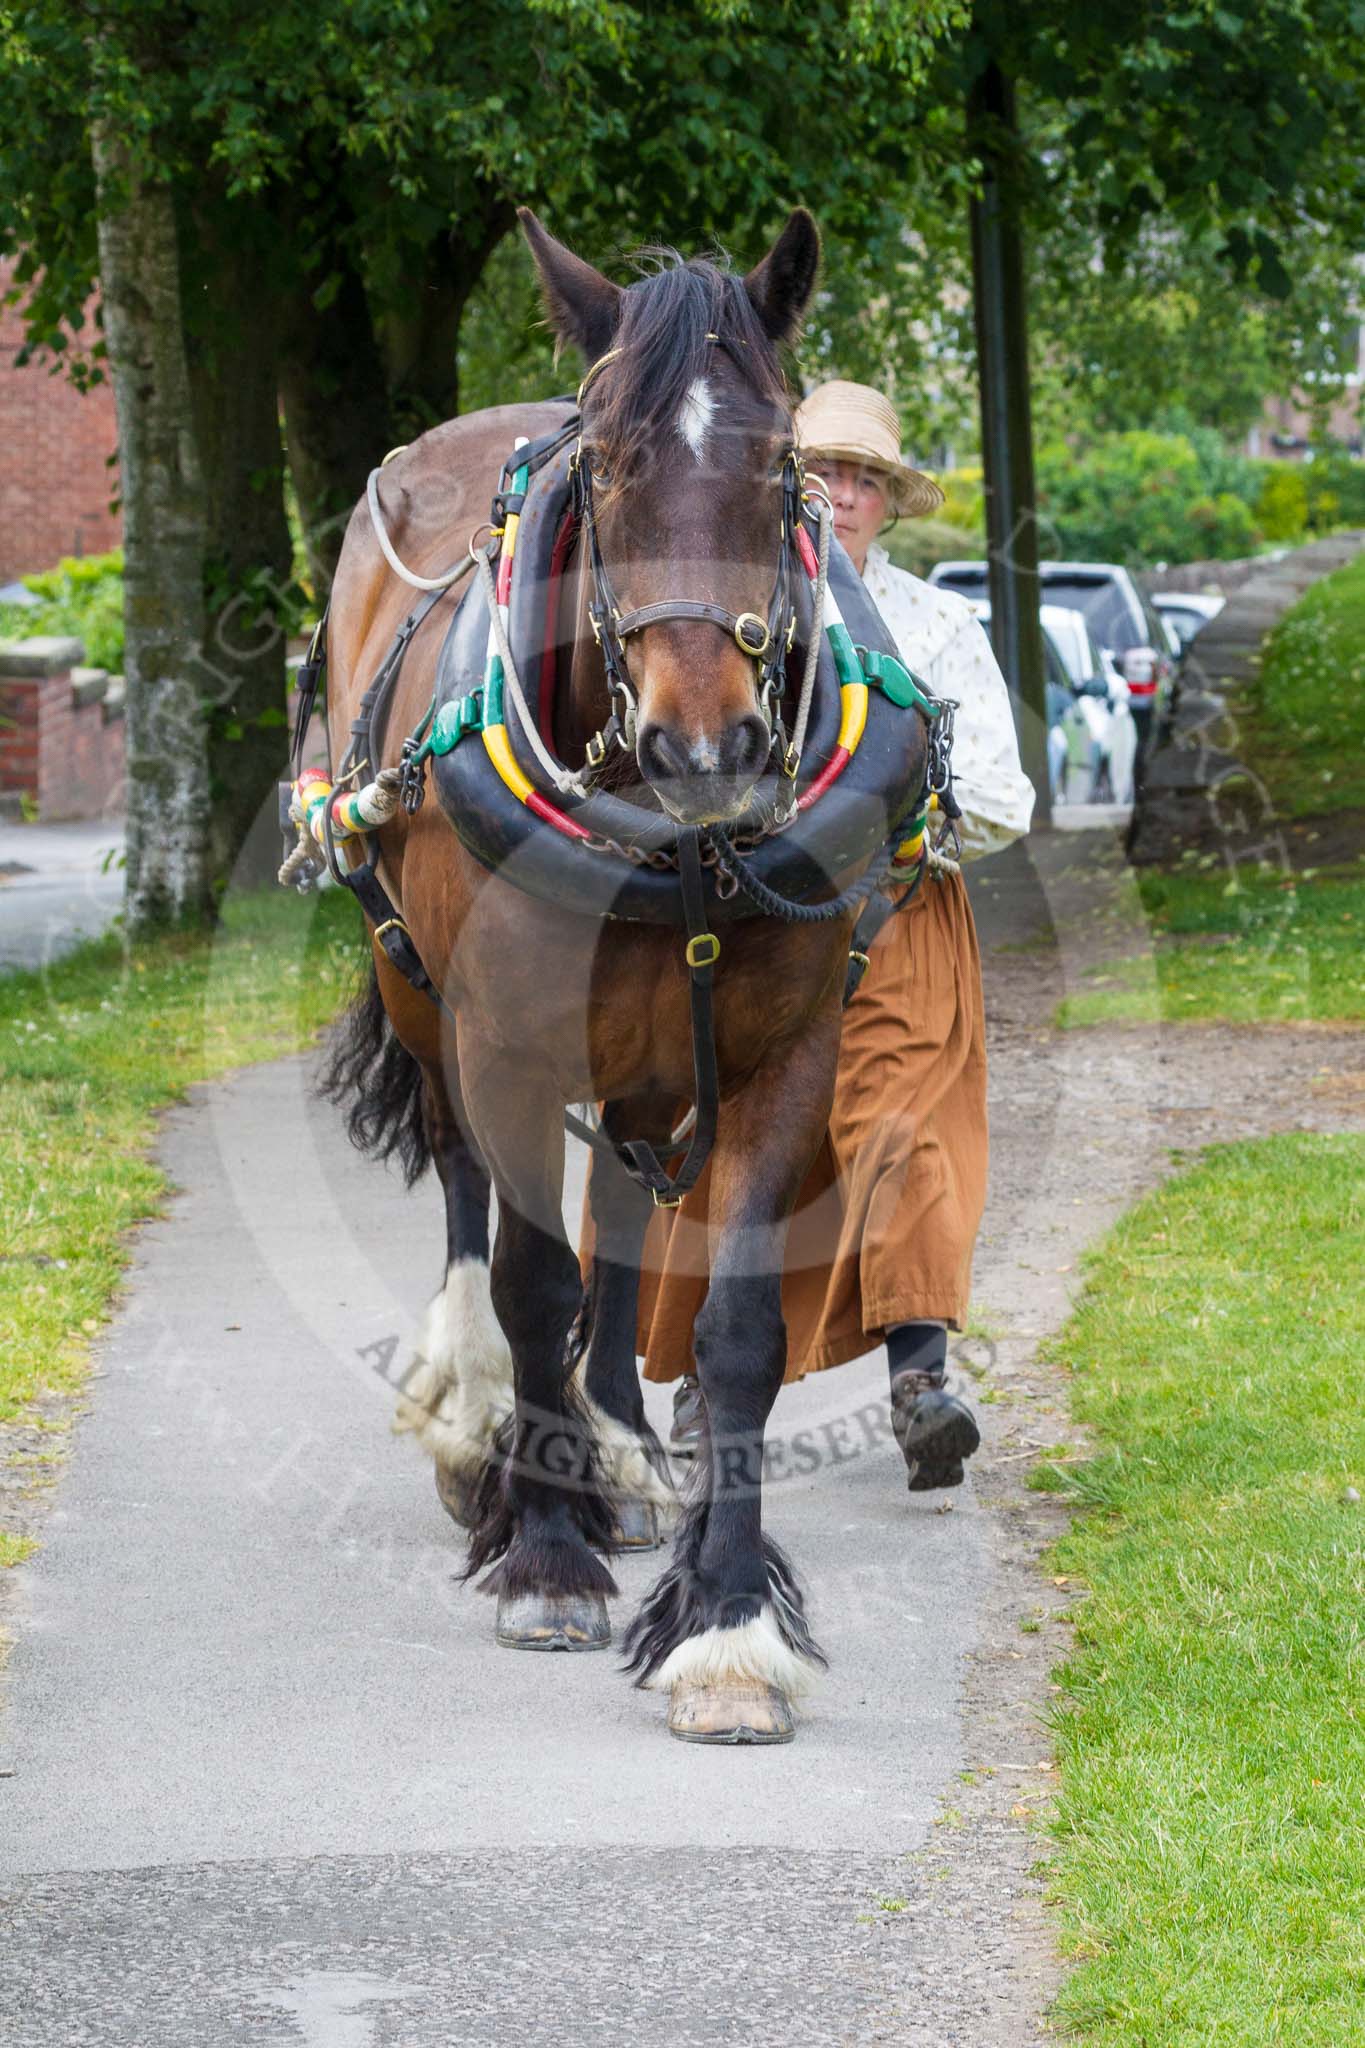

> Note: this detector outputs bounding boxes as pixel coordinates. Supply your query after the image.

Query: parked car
[1151,591,1225,651]
[928,559,1176,766]
[970,599,1137,804]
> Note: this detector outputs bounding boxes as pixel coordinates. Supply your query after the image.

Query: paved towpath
[4,837,1360,2044]
[0,816,124,972]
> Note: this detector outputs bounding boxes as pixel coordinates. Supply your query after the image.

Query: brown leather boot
[669,1374,706,1457]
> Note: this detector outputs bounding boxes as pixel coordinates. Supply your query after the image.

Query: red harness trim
[527,788,593,841]
[795,744,850,812]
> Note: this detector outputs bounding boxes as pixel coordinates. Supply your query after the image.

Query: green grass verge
[0,550,126,672]
[1245,549,1365,817]
[1038,1134,1365,2044]
[1057,867,1365,1026]
[0,887,361,1443]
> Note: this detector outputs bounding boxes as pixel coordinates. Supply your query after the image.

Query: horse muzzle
[637,713,770,825]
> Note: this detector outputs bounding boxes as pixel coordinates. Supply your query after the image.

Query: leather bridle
[570,344,806,777]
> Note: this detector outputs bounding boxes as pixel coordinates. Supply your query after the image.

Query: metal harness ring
[734,611,773,659]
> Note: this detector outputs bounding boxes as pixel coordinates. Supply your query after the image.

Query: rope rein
[472,540,586,799]
[364,466,476,593]
[705,822,920,924]
[786,489,830,773]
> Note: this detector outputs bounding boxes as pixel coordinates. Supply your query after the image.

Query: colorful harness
[281,399,959,1199]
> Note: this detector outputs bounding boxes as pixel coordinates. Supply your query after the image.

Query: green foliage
[938,465,984,534]
[882,516,983,578]
[1304,447,1365,534]
[1246,548,1365,816]
[0,549,125,669]
[1057,868,1365,1027]
[1036,431,1263,567]
[1042,1133,1365,2045]
[1256,465,1310,543]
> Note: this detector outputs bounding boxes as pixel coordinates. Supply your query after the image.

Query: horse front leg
[576,1099,678,1550]
[393,1057,512,1534]
[459,1040,618,1651]
[624,1011,842,1743]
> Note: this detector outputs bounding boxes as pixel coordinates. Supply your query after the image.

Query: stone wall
[0,636,125,820]
[0,257,122,583]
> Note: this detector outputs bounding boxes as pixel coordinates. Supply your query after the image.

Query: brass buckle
[373,916,410,943]
[734,612,772,660]
[684,932,720,969]
[585,730,606,768]
[848,948,870,972]
[652,1188,684,1209]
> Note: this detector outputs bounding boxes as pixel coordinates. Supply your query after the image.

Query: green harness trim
[855,647,943,717]
[407,643,936,768]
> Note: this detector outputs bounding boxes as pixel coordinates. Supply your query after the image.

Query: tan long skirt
[619,867,988,1384]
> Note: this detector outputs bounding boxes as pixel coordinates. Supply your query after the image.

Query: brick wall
[0,257,122,583]
[0,638,125,819]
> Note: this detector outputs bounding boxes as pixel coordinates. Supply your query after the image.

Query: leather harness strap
[613,599,770,652]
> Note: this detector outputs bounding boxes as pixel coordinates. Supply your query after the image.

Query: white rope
[788,495,831,768]
[474,544,585,798]
[366,467,476,593]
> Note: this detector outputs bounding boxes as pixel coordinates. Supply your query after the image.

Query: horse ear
[743,209,821,344]
[518,208,622,364]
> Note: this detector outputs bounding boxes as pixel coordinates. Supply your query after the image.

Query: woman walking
[623,380,1034,1491]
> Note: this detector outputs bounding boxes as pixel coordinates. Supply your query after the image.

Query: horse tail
[319,960,432,1186]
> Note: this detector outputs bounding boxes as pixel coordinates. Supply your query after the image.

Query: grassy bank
[1058,866,1365,1027]
[0,886,361,1543]
[1039,1133,1365,2044]
[1246,548,1365,817]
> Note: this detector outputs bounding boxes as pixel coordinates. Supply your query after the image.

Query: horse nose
[719,712,771,787]
[637,713,771,820]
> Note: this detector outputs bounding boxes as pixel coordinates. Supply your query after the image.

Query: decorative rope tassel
[277,764,405,887]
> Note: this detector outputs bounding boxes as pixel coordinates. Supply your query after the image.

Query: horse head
[519,206,820,825]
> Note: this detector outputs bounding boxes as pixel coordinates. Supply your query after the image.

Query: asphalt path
[0,817,124,972]
[0,1053,994,2044]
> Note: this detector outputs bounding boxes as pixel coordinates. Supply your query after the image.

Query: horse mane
[587,249,791,483]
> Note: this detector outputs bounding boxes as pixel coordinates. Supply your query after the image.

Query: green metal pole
[968,59,1051,823]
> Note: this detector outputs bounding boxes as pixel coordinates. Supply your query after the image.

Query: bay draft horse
[322,207,929,1743]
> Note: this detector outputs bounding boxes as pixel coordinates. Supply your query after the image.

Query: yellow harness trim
[482,721,534,803]
[836,681,869,754]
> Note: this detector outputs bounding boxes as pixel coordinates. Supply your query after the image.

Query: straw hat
[793,380,945,519]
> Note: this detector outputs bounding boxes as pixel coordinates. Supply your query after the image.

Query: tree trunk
[279,250,395,596]
[91,125,215,932]
[968,58,1051,823]
[183,205,295,887]
[280,198,513,600]
[377,203,515,437]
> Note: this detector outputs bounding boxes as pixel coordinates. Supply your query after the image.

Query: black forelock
[585,249,791,481]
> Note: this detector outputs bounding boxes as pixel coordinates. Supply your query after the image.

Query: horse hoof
[495,1589,612,1652]
[610,1500,664,1551]
[434,1461,479,1531]
[667,1679,796,1745]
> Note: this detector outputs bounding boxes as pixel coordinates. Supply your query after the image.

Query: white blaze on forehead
[677,376,714,460]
